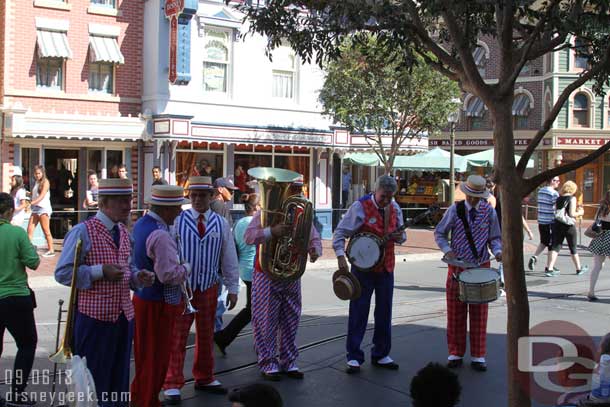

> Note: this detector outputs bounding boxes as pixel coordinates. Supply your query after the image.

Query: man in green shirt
[0,192,40,406]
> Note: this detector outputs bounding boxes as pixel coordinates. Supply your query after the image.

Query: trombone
[175,232,197,315]
[49,239,82,364]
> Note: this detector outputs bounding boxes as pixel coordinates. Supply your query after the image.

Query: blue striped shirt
[537,186,559,225]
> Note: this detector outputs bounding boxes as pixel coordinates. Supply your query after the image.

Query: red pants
[163,285,218,390]
[446,265,489,358]
[130,296,180,407]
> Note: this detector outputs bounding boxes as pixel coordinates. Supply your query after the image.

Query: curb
[306,251,444,271]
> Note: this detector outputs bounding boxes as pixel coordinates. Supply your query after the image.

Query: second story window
[203,29,230,94]
[89,62,113,93]
[91,0,116,7]
[465,96,486,130]
[88,34,124,94]
[37,58,63,90]
[574,38,589,70]
[272,47,297,99]
[573,93,590,127]
[512,93,531,130]
[35,28,72,91]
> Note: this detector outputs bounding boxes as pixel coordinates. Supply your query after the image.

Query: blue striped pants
[251,271,301,373]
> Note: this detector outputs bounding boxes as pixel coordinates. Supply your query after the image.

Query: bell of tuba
[248,167,313,281]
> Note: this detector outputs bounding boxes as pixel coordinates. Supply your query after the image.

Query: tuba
[248,167,313,281]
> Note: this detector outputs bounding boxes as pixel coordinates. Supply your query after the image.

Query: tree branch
[517,47,610,174]
[524,141,610,196]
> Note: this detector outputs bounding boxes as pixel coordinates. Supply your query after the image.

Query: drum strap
[456,201,482,263]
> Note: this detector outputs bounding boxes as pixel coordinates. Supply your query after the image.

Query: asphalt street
[1,224,608,406]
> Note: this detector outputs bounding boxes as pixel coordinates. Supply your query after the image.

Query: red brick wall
[4,0,143,116]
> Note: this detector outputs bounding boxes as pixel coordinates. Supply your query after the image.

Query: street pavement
[1,222,608,406]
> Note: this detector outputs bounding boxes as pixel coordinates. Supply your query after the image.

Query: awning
[463,148,534,168]
[466,97,485,117]
[36,29,72,59]
[512,94,531,116]
[343,152,381,166]
[89,35,124,64]
[393,147,468,172]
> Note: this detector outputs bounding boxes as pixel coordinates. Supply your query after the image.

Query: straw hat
[332,269,362,301]
[147,185,190,206]
[187,176,214,190]
[98,178,133,196]
[459,175,490,199]
[292,175,304,187]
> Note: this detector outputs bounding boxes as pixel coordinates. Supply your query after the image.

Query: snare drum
[346,232,384,272]
[456,268,501,304]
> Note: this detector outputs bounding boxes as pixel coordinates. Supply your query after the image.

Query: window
[574,38,589,70]
[473,45,487,76]
[573,93,589,127]
[203,29,230,93]
[512,94,531,130]
[465,96,486,130]
[272,47,297,99]
[89,62,114,93]
[36,57,63,90]
[91,0,115,7]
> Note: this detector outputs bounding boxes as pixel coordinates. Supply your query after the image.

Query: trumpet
[175,232,197,315]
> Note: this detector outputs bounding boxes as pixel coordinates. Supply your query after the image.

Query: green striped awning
[36,29,72,59]
[89,35,124,64]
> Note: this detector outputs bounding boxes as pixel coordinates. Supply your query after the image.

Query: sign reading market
[556,137,609,147]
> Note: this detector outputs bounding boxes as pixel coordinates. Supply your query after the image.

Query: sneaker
[544,268,559,277]
[528,256,537,271]
[576,265,589,276]
[42,251,55,258]
[553,267,560,273]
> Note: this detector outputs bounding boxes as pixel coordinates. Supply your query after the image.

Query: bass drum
[346,232,384,272]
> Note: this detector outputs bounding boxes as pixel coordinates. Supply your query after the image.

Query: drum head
[458,268,499,283]
[347,234,382,270]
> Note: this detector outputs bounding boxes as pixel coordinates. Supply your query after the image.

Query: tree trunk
[493,101,532,407]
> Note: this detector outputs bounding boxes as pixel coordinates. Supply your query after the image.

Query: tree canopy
[319,36,460,172]
[235,2,610,407]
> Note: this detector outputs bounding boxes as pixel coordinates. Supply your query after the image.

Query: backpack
[555,198,575,226]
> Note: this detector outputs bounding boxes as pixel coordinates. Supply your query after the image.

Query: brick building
[429,37,610,217]
[0,0,146,237]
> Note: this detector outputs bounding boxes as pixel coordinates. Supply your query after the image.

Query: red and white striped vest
[78,218,134,322]
[359,195,398,273]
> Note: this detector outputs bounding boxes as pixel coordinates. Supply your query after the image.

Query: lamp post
[447,99,461,204]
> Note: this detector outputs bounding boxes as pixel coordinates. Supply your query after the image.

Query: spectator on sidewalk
[546,181,588,277]
[10,169,28,227]
[152,166,168,186]
[342,167,352,209]
[228,383,283,407]
[528,177,561,272]
[83,171,99,219]
[410,362,461,407]
[27,165,55,257]
[587,190,610,302]
[0,192,41,406]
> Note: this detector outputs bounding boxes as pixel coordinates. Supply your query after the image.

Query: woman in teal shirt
[0,192,40,406]
[214,193,259,354]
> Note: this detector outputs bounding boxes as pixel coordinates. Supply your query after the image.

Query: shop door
[44,149,79,238]
[578,163,600,219]
[332,153,342,229]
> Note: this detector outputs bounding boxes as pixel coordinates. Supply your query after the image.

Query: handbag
[585,207,603,238]
[555,199,575,226]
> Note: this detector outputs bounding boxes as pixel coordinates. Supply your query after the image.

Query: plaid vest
[450,200,493,265]
[359,195,398,273]
[79,218,134,322]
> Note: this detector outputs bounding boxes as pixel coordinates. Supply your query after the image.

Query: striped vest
[359,194,398,273]
[79,218,134,322]
[450,200,493,264]
[177,210,223,292]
